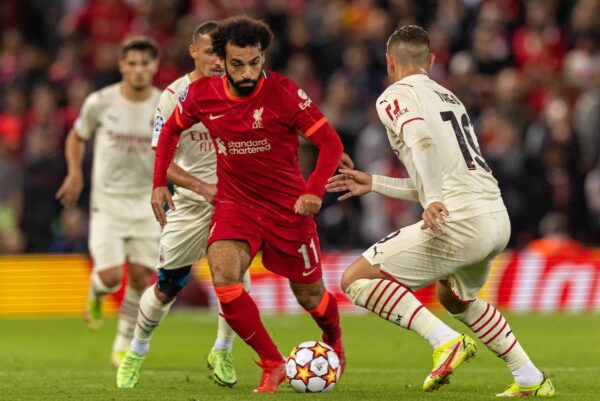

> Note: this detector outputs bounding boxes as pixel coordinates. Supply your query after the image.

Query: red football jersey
[173,70,334,224]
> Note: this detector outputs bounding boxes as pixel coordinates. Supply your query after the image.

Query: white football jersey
[152,74,216,202]
[75,83,160,220]
[375,74,505,220]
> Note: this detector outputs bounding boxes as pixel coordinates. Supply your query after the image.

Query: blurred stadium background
[2,1,600,400]
[1,0,600,316]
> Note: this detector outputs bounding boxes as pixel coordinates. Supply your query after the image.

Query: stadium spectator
[0,0,598,252]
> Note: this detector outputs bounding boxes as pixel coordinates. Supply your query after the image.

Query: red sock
[215,284,282,362]
[308,291,342,343]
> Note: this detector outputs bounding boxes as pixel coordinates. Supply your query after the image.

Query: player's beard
[227,74,259,96]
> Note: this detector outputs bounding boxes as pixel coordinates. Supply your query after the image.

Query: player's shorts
[363,210,510,301]
[158,194,214,270]
[89,209,160,271]
[208,202,322,284]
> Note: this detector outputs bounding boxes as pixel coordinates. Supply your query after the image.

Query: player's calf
[448,296,546,390]
[85,269,122,330]
[128,266,192,355]
[292,281,345,374]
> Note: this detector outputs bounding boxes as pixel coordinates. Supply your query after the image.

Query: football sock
[112,286,142,352]
[345,278,456,346]
[213,271,251,351]
[307,291,342,344]
[452,299,543,386]
[215,283,282,362]
[131,284,174,355]
[428,322,463,349]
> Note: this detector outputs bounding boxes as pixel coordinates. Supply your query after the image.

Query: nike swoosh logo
[209,114,224,120]
[243,331,256,341]
[302,267,318,277]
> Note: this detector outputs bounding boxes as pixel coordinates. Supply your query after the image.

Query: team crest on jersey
[252,107,264,129]
[179,85,189,102]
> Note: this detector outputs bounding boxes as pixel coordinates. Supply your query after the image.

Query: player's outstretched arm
[56,128,85,208]
[326,169,372,201]
[371,175,420,202]
[166,162,216,203]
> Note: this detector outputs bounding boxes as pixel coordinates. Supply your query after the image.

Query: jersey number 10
[440,111,491,172]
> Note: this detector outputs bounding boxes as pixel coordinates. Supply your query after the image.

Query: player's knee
[340,271,354,294]
[292,283,324,310]
[128,272,152,291]
[156,266,192,300]
[341,256,380,293]
[436,283,469,314]
[96,269,123,291]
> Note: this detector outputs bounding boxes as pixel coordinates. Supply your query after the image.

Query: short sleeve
[152,90,177,148]
[75,92,102,140]
[172,83,200,130]
[375,90,428,148]
[279,78,327,138]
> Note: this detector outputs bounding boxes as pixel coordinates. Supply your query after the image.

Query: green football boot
[423,334,477,392]
[207,348,237,387]
[116,350,146,389]
[496,374,556,397]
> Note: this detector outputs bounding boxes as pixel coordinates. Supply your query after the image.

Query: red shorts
[208,203,322,284]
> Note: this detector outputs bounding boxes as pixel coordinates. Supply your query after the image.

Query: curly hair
[211,16,273,59]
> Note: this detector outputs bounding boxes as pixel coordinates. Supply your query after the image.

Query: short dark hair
[120,36,159,59]
[192,21,218,42]
[386,25,430,65]
[210,16,273,59]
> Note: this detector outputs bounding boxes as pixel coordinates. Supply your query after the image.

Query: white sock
[213,337,233,351]
[130,338,150,356]
[133,284,174,347]
[452,298,543,386]
[427,323,461,349]
[112,286,141,352]
[213,270,251,351]
[513,360,544,387]
[345,278,457,346]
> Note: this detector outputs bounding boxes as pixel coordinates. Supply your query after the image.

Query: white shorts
[363,210,511,301]
[89,209,160,271]
[158,194,213,270]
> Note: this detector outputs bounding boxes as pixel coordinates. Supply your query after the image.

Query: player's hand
[192,182,217,203]
[338,152,355,170]
[420,201,449,231]
[151,187,175,228]
[55,171,84,208]
[325,168,372,201]
[294,194,322,216]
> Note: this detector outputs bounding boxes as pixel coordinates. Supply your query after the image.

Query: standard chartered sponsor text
[227,138,271,155]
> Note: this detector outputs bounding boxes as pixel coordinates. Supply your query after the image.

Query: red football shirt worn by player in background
[154,70,343,226]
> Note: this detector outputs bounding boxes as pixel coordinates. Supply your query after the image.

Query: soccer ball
[285,340,341,393]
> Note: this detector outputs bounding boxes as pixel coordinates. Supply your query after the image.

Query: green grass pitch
[2,311,599,400]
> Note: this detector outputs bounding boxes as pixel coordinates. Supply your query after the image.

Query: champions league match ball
[285,341,341,393]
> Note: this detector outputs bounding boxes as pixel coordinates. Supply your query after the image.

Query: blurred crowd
[0,0,599,254]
